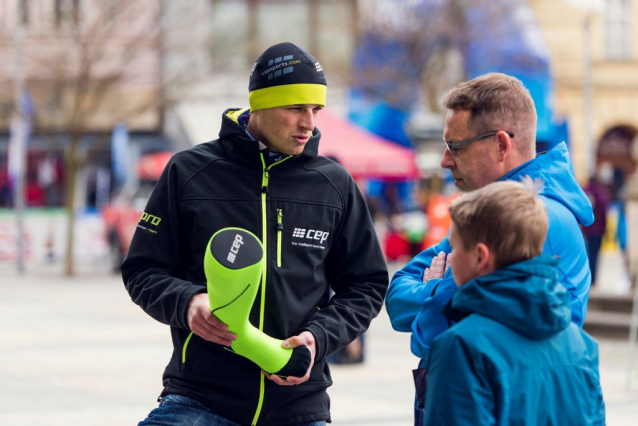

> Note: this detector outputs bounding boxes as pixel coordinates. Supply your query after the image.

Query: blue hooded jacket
[386,142,594,364]
[423,256,605,425]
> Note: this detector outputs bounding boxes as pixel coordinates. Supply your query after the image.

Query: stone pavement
[0,263,637,425]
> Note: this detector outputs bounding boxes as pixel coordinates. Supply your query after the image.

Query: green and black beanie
[249,42,327,112]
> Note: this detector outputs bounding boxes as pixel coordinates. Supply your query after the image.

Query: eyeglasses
[444,131,514,153]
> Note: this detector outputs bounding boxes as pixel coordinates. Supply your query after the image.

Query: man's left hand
[265,331,316,386]
[424,251,448,282]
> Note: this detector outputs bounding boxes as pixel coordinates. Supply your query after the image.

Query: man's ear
[496,130,512,162]
[475,243,493,275]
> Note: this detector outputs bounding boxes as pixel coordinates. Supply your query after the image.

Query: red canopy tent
[316,111,419,180]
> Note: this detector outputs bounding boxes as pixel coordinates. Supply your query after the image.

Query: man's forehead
[443,109,471,139]
[445,108,471,124]
[283,104,322,108]
[257,104,323,114]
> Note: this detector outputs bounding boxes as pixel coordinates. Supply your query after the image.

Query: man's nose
[440,148,455,169]
[299,108,315,131]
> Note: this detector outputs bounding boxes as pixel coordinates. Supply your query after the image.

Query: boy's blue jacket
[424,257,605,425]
[385,142,594,363]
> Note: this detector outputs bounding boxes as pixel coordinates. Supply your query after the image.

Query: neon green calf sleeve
[204,227,311,377]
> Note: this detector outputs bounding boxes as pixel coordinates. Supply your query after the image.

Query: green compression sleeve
[204,227,311,377]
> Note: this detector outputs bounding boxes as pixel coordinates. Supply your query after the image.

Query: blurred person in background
[384,214,412,264]
[0,155,9,207]
[384,73,594,424]
[122,42,388,425]
[423,180,604,424]
[583,165,612,287]
[616,184,629,274]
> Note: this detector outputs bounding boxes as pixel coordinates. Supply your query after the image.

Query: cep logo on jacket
[292,228,329,244]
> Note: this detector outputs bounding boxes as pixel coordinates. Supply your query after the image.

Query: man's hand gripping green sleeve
[204,227,311,377]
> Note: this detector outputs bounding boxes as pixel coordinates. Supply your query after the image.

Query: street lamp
[563,0,605,177]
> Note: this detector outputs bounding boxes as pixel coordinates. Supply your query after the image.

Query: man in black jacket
[123,42,389,426]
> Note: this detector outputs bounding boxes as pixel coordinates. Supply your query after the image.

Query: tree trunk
[64,137,79,276]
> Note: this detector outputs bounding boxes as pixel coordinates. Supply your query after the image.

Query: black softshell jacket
[122,108,389,425]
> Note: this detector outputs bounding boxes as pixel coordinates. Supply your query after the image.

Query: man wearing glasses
[385,73,594,424]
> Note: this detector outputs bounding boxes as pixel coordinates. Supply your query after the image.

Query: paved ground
[1,259,637,425]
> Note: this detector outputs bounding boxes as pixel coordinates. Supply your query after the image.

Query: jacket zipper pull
[277,209,283,268]
[262,170,269,193]
[277,209,283,231]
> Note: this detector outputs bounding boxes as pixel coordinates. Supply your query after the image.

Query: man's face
[249,105,323,156]
[441,109,503,191]
[448,223,477,287]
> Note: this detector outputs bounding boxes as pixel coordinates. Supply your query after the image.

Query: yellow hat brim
[249,84,327,112]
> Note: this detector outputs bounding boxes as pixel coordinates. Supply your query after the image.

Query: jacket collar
[451,256,571,339]
[499,142,594,227]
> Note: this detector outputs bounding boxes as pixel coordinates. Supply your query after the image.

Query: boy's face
[448,223,479,286]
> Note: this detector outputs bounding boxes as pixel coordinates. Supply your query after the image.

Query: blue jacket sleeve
[424,331,496,425]
[410,275,457,360]
[385,238,452,332]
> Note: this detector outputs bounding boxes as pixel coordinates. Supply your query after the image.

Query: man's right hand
[187,293,236,346]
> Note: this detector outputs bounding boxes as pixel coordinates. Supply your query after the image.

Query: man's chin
[287,145,307,156]
[455,179,479,192]
[280,148,303,156]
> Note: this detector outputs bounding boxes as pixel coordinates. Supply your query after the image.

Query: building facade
[531,0,638,186]
[0,0,162,133]
[162,0,359,146]
[0,0,164,209]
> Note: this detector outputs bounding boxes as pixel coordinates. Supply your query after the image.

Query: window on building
[605,0,632,60]
[257,3,310,53]
[209,2,250,70]
[55,0,80,28]
[207,0,356,75]
[19,0,29,25]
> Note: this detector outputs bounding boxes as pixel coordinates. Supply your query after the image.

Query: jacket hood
[452,256,571,339]
[218,108,321,161]
[502,142,593,227]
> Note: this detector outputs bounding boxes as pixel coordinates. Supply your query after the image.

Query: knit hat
[249,42,327,112]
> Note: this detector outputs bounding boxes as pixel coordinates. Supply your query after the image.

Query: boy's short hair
[449,180,548,268]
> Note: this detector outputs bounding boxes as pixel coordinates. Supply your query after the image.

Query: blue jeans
[139,394,327,426]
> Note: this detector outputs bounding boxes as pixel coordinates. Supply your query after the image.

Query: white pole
[583,13,596,177]
[13,22,26,273]
[563,0,604,177]
[627,272,638,389]
[625,152,638,389]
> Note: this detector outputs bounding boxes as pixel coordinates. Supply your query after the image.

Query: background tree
[1,0,215,275]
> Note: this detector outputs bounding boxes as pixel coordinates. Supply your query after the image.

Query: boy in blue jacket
[422,180,604,425]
